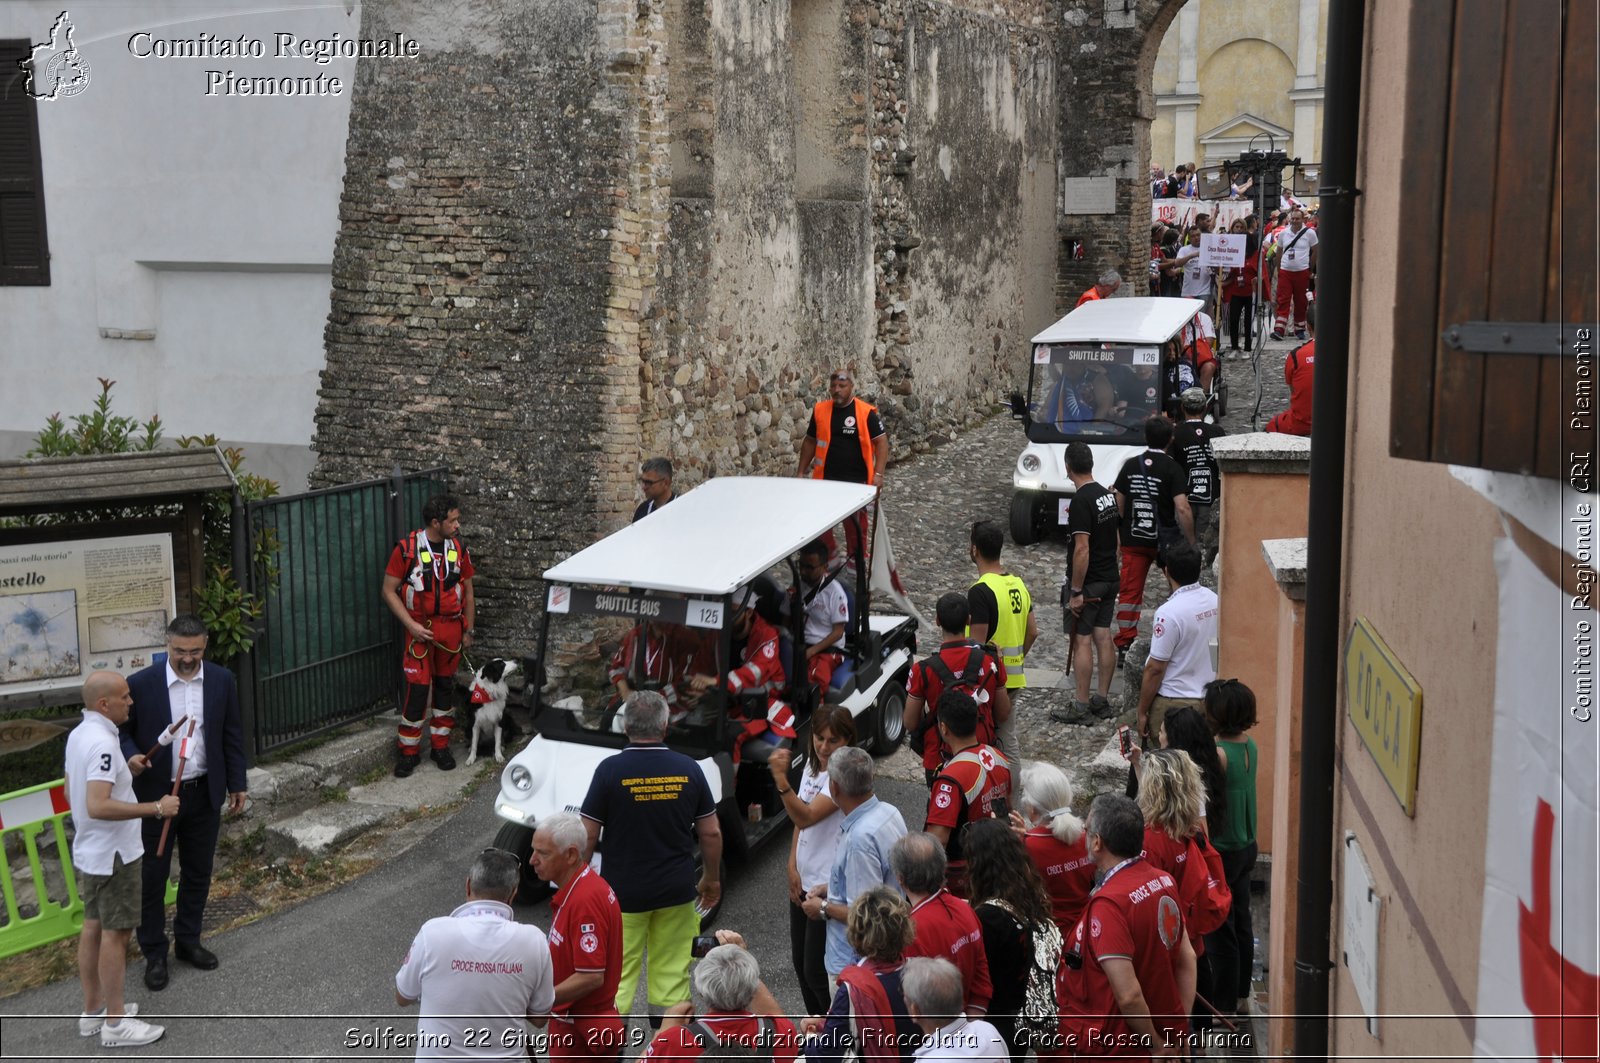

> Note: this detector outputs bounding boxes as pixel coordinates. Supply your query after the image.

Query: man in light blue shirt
[800,745,908,976]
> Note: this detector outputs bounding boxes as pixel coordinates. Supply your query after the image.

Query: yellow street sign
[1345,617,1424,816]
[0,719,68,757]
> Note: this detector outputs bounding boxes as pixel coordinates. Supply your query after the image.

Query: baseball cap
[1179,387,1208,412]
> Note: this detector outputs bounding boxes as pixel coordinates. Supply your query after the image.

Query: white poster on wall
[0,534,177,701]
[1472,538,1599,1060]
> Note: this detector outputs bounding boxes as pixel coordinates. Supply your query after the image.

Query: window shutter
[0,39,51,286]
[1389,0,1592,480]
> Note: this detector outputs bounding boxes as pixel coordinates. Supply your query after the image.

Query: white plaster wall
[0,1,357,490]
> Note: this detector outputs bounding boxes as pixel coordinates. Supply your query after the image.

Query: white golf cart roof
[1030,297,1203,346]
[543,476,878,596]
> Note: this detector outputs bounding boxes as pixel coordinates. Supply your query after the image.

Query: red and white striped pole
[157,717,197,858]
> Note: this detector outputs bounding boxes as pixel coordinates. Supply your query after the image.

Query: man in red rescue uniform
[1051,794,1196,1061]
[687,586,795,760]
[796,367,889,565]
[923,690,1012,897]
[382,494,474,778]
[532,811,626,1062]
[1266,303,1315,436]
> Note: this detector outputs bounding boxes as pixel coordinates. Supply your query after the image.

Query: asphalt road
[0,770,932,1062]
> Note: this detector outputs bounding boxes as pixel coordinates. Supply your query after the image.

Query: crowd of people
[56,352,1270,1059]
[1143,200,1317,434]
[350,677,1259,1062]
[342,357,1253,1058]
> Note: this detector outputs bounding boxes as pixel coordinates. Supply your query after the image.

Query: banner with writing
[1151,198,1253,232]
[0,534,176,702]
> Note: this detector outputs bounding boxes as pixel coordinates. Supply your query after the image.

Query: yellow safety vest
[970,572,1030,689]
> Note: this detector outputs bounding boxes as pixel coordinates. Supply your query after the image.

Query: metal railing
[243,469,447,754]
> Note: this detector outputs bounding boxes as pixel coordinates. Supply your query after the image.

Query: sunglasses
[639,477,665,487]
[830,373,853,383]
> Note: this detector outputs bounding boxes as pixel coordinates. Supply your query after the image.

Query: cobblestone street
[874,318,1301,800]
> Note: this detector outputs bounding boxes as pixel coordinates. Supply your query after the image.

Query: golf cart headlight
[509,765,533,792]
[1020,454,1041,474]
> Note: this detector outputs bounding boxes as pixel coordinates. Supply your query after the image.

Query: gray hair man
[801,745,907,977]
[1076,269,1122,308]
[643,932,801,1059]
[893,832,992,1016]
[531,811,625,1057]
[396,849,555,1059]
[580,691,722,1019]
[902,957,1008,1063]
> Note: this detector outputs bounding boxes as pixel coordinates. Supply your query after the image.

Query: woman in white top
[768,703,854,1014]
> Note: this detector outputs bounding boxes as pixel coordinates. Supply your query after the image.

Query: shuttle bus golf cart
[1005,297,1215,545]
[491,477,919,916]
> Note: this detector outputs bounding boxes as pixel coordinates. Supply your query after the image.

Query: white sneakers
[78,1001,138,1037]
[100,1014,166,1048]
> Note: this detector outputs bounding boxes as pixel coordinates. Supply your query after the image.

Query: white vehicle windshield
[1025,342,1167,445]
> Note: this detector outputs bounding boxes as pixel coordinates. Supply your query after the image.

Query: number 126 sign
[1345,617,1425,816]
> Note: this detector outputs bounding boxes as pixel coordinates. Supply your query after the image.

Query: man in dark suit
[121,614,248,993]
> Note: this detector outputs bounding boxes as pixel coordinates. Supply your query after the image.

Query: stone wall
[1055,0,1185,306]
[646,0,1063,493]
[311,0,643,654]
[901,1,1058,411]
[312,0,1192,652]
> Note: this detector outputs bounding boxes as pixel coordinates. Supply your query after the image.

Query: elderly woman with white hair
[1010,761,1096,938]
[644,931,802,1063]
[902,957,1008,1063]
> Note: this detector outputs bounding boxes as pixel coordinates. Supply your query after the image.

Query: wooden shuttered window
[0,39,51,286]
[1390,0,1595,479]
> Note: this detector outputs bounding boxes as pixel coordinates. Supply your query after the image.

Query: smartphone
[691,934,719,959]
[1117,725,1133,759]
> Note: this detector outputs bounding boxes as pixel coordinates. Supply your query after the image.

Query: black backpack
[924,643,988,696]
[910,644,991,750]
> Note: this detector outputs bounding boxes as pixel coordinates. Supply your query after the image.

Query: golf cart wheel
[1009,491,1043,546]
[492,822,553,906]
[868,681,907,755]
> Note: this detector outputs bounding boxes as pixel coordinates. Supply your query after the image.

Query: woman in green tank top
[1204,678,1260,1017]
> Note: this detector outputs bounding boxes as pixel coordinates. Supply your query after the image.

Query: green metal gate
[244,469,447,753]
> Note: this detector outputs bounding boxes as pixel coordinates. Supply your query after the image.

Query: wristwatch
[1070,588,1084,597]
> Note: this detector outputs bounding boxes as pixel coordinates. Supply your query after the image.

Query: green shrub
[11,379,278,665]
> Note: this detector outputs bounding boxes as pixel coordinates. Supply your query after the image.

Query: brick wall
[1055,0,1187,307]
[311,0,636,654]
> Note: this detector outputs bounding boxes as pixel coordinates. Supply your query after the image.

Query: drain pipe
[1292,0,1364,1058]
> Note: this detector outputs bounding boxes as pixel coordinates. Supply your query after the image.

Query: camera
[691,934,720,959]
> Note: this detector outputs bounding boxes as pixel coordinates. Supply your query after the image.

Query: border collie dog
[466,658,519,765]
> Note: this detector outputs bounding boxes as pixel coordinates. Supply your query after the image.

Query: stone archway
[1053,0,1188,306]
